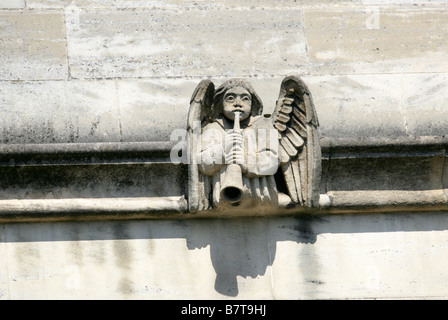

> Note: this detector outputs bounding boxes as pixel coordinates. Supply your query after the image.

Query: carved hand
[224,130,244,165]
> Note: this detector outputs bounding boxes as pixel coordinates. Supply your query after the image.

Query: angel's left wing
[272,75,321,208]
[187,80,215,212]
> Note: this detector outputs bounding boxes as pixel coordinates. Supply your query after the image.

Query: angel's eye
[225,96,235,102]
[242,96,251,102]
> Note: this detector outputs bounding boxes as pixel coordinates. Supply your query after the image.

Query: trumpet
[220,111,244,206]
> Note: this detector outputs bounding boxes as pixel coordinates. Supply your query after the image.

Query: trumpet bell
[220,164,244,206]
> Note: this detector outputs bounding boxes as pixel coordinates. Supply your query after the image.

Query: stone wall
[1,0,448,300]
[2,213,448,299]
[1,0,447,143]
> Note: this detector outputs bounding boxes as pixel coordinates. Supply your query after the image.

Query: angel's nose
[234,97,243,107]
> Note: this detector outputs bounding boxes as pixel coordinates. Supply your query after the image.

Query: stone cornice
[1,135,446,164]
[0,135,446,222]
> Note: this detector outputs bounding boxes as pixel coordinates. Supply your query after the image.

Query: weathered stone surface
[0,0,25,8]
[305,8,448,74]
[117,79,195,142]
[0,77,280,144]
[0,78,201,143]
[65,7,307,79]
[363,0,447,4]
[0,11,68,80]
[28,0,357,8]
[0,80,121,144]
[112,73,448,142]
[327,156,444,193]
[1,219,273,299]
[320,153,448,212]
[2,214,448,299]
[1,73,447,144]
[304,74,407,139]
[269,214,448,299]
[402,73,448,137]
[0,163,184,200]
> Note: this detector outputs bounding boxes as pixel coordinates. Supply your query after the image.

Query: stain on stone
[68,222,84,265]
[306,279,325,285]
[13,242,41,267]
[45,119,56,143]
[117,277,134,295]
[276,216,321,244]
[0,163,184,200]
[89,115,101,136]
[66,116,80,143]
[112,224,132,271]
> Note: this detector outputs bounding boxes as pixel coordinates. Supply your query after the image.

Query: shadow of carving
[183,217,317,296]
[3,212,447,297]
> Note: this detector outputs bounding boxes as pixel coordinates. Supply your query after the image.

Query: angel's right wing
[187,80,215,212]
[272,75,321,208]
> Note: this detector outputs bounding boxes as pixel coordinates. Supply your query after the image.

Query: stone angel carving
[187,76,321,213]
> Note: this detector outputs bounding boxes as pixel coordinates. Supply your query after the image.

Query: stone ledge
[0,197,188,223]
[0,136,446,221]
[0,141,174,166]
[1,135,445,164]
[0,192,447,223]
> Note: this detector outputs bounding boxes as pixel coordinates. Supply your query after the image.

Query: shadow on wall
[2,213,446,297]
[183,217,317,296]
[0,215,319,297]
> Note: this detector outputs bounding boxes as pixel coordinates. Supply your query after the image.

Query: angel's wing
[272,75,321,208]
[187,80,215,212]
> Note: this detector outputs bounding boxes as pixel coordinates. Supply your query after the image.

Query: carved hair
[211,78,263,120]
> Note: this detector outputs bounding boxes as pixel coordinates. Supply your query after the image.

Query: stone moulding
[0,141,174,166]
[0,134,447,222]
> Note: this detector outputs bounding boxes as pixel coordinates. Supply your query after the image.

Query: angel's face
[222,86,252,121]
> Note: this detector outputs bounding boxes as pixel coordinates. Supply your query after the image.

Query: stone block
[0,0,25,8]
[65,7,307,79]
[303,73,448,139]
[0,11,68,80]
[269,214,448,299]
[362,0,447,4]
[116,77,308,142]
[0,77,273,145]
[28,0,356,8]
[303,74,407,139]
[120,75,408,142]
[3,215,448,299]
[304,8,448,74]
[402,73,448,137]
[0,73,445,147]
[28,0,103,7]
[3,219,274,299]
[0,80,121,144]
[1,73,446,146]
[116,79,196,142]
